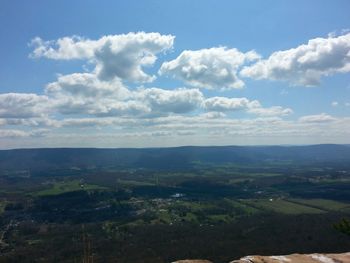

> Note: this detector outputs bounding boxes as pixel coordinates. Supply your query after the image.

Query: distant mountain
[0,144,350,171]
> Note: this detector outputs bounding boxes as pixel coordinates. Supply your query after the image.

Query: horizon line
[1,143,349,151]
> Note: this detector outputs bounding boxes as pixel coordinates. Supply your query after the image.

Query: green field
[241,199,325,215]
[34,180,106,196]
[288,198,350,212]
[116,179,155,187]
[225,199,260,214]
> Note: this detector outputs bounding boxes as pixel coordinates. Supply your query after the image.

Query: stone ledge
[172,252,350,263]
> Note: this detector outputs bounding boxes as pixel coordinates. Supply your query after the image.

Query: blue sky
[0,0,350,148]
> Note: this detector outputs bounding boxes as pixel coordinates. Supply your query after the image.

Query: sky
[0,0,350,148]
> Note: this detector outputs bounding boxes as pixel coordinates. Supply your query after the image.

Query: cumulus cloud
[55,96,149,117]
[47,73,127,115]
[202,96,292,117]
[45,72,205,116]
[299,113,336,123]
[46,73,130,99]
[136,87,204,114]
[241,33,350,86]
[30,32,175,83]
[29,36,97,60]
[0,93,49,118]
[159,47,260,89]
[200,111,227,119]
[248,106,293,117]
[93,33,174,82]
[45,73,147,116]
[41,70,292,119]
[203,97,260,111]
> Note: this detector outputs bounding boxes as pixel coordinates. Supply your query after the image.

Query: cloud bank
[241,33,350,86]
[0,31,349,147]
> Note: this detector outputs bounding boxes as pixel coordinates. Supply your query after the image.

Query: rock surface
[172,252,350,263]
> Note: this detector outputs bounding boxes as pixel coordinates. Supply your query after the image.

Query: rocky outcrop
[172,252,350,263]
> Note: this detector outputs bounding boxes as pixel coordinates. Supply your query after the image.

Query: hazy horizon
[1,143,350,151]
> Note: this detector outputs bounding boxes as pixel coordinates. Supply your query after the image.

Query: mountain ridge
[1,144,350,171]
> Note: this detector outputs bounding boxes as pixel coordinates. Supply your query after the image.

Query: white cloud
[136,87,204,114]
[241,33,350,86]
[2,117,59,128]
[29,36,97,60]
[203,97,260,112]
[0,129,49,138]
[45,72,204,116]
[91,100,151,117]
[159,47,260,89]
[60,118,117,128]
[200,111,226,119]
[46,73,130,99]
[331,101,339,107]
[30,32,175,83]
[48,75,125,114]
[45,73,147,116]
[202,96,292,117]
[0,93,49,118]
[0,129,30,138]
[54,96,149,117]
[248,106,293,117]
[299,113,336,123]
